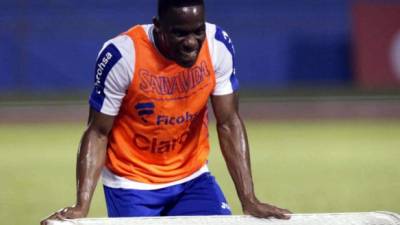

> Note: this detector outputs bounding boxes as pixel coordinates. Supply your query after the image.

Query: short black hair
[157,0,205,19]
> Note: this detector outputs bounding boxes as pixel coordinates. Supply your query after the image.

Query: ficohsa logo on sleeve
[95,52,113,94]
[93,44,122,96]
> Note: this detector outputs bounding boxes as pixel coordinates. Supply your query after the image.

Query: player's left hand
[242,198,292,220]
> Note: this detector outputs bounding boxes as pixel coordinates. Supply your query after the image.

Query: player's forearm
[216,115,258,208]
[75,127,108,212]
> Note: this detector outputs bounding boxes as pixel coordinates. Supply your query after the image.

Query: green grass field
[1,120,399,225]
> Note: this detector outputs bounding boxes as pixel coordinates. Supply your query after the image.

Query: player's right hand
[40,205,88,225]
[242,198,292,220]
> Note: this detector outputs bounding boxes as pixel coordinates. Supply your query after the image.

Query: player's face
[158,5,206,68]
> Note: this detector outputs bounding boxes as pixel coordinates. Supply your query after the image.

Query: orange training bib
[105,25,216,184]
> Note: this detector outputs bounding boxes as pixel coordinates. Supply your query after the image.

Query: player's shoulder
[206,22,235,61]
[205,22,230,38]
[206,22,233,43]
[100,34,134,59]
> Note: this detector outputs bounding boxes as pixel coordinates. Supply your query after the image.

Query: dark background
[0,0,399,99]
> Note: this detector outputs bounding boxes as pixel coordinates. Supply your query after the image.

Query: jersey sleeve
[89,35,135,116]
[209,25,239,96]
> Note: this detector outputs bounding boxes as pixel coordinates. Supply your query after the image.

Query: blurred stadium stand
[0,0,399,98]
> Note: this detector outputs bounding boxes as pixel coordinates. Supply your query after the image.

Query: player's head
[153,0,206,68]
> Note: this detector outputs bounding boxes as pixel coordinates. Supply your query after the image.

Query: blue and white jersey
[90,23,239,190]
[90,22,239,117]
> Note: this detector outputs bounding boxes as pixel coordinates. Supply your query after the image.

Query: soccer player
[41,0,291,224]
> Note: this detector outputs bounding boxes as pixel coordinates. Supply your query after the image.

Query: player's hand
[242,198,292,220]
[40,205,88,225]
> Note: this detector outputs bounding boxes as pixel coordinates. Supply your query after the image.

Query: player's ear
[153,16,161,32]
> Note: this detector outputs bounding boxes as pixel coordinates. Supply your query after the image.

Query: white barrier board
[48,212,400,225]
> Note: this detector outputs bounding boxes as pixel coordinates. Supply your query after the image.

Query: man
[41,0,291,224]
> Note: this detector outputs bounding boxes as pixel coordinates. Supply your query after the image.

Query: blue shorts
[103,173,232,217]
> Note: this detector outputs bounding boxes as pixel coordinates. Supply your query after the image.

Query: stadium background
[0,1,399,225]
